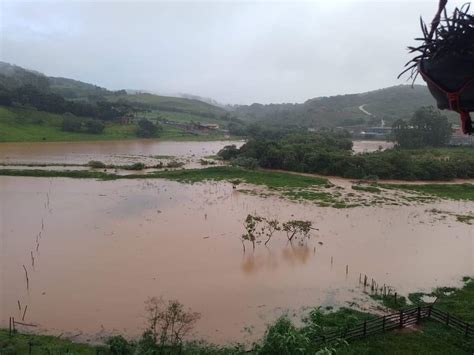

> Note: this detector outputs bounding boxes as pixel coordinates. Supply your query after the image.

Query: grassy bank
[0,106,232,142]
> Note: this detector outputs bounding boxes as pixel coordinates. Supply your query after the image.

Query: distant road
[359,104,372,116]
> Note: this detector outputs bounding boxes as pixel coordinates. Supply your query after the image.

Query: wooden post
[382,316,386,332]
[465,323,470,337]
[446,313,450,327]
[399,309,404,328]
[428,305,432,318]
[9,317,12,336]
[417,306,421,324]
[363,320,367,336]
[12,317,15,332]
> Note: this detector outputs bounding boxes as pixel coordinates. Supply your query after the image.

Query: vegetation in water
[218,126,474,181]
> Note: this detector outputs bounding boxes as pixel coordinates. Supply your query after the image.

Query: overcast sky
[0,0,468,104]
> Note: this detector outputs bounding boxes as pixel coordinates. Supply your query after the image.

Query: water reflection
[241,245,313,275]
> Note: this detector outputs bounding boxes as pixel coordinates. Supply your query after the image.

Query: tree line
[219,113,474,180]
[0,84,133,121]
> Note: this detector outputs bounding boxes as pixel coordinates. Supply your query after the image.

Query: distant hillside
[110,92,227,119]
[234,85,457,128]
[0,61,226,120]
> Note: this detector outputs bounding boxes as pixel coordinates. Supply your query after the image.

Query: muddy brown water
[0,140,386,167]
[0,140,245,166]
[1,176,472,344]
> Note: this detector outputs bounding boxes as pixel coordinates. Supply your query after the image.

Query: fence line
[311,305,473,345]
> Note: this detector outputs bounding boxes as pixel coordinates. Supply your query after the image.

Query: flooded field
[1,176,472,344]
[352,140,394,153]
[0,140,244,167]
[0,140,387,168]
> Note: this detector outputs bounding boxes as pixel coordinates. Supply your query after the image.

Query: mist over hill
[0,61,451,129]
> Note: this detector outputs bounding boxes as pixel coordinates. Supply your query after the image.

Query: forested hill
[232,85,453,128]
[0,61,226,119]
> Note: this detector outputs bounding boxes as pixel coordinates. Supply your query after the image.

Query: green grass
[338,321,473,354]
[0,331,108,354]
[0,166,328,188]
[150,167,329,188]
[0,106,135,142]
[381,183,474,201]
[0,106,233,142]
[434,278,474,323]
[108,93,226,118]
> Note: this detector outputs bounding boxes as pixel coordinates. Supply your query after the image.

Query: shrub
[62,116,82,132]
[137,118,161,138]
[88,160,107,169]
[84,119,105,134]
[106,335,133,354]
[231,157,258,170]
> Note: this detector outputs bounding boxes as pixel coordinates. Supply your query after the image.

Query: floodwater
[352,140,394,153]
[0,140,244,166]
[1,176,472,344]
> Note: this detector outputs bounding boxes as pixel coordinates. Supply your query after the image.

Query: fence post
[399,309,404,328]
[417,306,421,324]
[9,317,12,336]
[363,320,367,336]
[465,323,470,337]
[382,316,386,332]
[428,305,432,318]
[446,313,450,327]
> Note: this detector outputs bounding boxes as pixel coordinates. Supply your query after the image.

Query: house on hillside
[120,113,134,124]
[195,123,220,131]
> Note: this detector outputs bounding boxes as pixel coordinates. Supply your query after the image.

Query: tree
[282,220,313,244]
[61,115,82,132]
[84,119,105,134]
[392,106,452,148]
[137,118,161,138]
[217,145,239,160]
[144,297,200,352]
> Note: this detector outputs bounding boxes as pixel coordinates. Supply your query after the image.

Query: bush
[88,160,107,169]
[137,118,161,138]
[61,116,82,132]
[218,145,240,160]
[84,119,105,134]
[256,317,311,355]
[106,335,133,354]
[231,157,258,170]
[124,162,146,170]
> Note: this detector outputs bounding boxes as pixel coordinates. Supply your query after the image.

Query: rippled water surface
[1,176,472,343]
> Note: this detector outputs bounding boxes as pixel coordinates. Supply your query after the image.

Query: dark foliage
[137,118,162,138]
[392,106,452,148]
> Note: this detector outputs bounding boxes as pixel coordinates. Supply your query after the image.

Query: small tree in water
[144,297,201,352]
[282,220,312,244]
[241,214,264,251]
[263,218,281,246]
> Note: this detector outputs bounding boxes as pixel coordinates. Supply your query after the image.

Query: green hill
[233,85,458,128]
[0,61,227,123]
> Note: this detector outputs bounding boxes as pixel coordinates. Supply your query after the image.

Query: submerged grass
[149,167,329,188]
[0,166,328,188]
[381,183,474,201]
